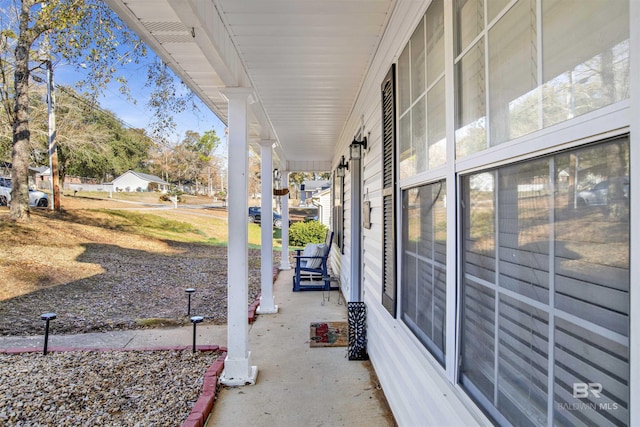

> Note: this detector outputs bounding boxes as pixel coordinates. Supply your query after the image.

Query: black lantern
[336,155,349,178]
[349,136,367,160]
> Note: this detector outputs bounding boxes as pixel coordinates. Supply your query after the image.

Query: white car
[577,177,629,207]
[0,177,49,208]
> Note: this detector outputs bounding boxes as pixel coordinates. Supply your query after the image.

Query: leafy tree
[0,0,195,221]
[145,60,197,142]
[169,129,220,192]
[147,142,172,184]
[1,80,156,184]
[171,136,200,185]
[0,0,137,219]
[59,98,154,182]
[248,151,260,198]
[198,130,220,160]
[205,153,226,196]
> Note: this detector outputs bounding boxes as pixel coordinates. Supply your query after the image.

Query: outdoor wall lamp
[336,155,349,178]
[349,136,367,160]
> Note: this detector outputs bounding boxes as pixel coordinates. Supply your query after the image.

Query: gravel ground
[0,243,281,336]
[0,349,220,426]
[0,199,285,336]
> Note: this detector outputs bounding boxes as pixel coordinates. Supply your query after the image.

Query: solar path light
[40,313,56,355]
[190,316,204,353]
[185,288,196,316]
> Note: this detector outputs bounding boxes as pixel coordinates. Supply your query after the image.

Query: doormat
[310,322,348,347]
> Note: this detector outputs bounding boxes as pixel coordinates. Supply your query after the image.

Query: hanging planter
[273,188,289,196]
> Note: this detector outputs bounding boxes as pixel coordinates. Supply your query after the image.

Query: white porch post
[220,87,257,386]
[349,157,362,302]
[256,140,278,314]
[280,171,291,270]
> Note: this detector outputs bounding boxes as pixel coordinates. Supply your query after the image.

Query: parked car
[248,206,284,228]
[577,177,629,207]
[0,178,49,208]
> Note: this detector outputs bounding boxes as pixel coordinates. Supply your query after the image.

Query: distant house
[299,180,330,205]
[1,163,51,190]
[33,166,50,190]
[111,170,170,193]
[313,187,331,228]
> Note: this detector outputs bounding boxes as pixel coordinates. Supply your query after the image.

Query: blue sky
[55,61,227,148]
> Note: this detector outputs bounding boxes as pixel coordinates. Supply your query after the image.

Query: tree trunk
[9,5,35,222]
[606,142,627,221]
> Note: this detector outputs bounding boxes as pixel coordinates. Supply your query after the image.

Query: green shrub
[289,220,328,246]
[159,188,185,203]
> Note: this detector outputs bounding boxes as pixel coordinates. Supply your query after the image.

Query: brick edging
[185,266,279,426]
[182,351,227,427]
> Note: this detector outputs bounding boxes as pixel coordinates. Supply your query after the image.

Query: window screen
[401,181,447,365]
[460,136,630,426]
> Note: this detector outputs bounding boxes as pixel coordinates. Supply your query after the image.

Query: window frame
[457,135,631,426]
[399,180,448,366]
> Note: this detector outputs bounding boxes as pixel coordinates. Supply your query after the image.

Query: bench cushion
[302,243,319,258]
[305,243,327,269]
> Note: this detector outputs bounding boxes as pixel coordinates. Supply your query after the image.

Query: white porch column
[349,157,362,302]
[279,171,291,270]
[219,87,257,386]
[256,140,278,314]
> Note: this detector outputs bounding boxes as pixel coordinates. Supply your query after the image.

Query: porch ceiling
[106,0,395,170]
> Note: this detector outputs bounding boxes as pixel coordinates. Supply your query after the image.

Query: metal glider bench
[292,231,337,292]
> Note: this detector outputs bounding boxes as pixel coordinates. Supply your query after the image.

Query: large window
[460,136,630,426]
[397,0,445,180]
[401,181,447,365]
[454,0,630,158]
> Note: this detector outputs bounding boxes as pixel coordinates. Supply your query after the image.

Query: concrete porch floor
[207,269,396,426]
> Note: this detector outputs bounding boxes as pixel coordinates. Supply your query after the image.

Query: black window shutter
[381,64,397,317]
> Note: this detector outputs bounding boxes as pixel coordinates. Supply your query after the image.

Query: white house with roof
[111,170,170,193]
[106,1,638,425]
[299,179,330,205]
[312,187,331,229]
